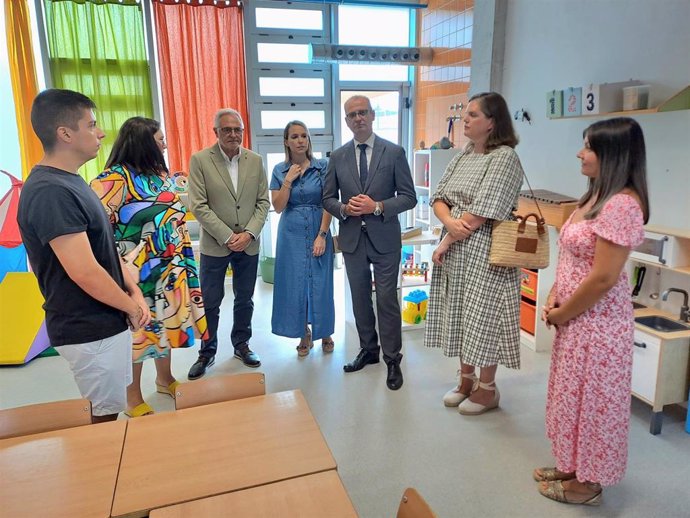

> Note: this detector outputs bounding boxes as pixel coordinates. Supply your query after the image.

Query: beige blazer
[188,144,270,257]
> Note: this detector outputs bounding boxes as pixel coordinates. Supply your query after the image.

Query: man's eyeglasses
[345,109,371,120]
[217,126,244,136]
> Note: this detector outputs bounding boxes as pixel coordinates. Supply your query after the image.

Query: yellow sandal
[156,380,181,399]
[124,402,154,418]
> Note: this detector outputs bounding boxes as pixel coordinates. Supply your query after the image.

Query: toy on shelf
[402,261,429,283]
[402,289,429,324]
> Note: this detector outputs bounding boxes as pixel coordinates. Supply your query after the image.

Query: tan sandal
[296,327,313,357]
[533,467,576,482]
[538,480,602,506]
[322,338,335,353]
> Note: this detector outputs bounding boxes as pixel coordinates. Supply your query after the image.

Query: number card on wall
[546,90,563,118]
[564,87,582,117]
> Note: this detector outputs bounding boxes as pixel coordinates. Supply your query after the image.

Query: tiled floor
[1,270,688,517]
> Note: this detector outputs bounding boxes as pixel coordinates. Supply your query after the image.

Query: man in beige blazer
[187,108,270,380]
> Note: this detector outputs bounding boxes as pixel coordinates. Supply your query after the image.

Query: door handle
[634,341,647,349]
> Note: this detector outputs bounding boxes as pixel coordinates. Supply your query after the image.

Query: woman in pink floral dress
[536,118,649,506]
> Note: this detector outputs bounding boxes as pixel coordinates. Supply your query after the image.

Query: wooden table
[112,390,337,518]
[149,471,357,518]
[0,420,126,518]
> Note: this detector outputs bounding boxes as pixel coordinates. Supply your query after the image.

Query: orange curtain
[152,1,250,174]
[4,0,42,179]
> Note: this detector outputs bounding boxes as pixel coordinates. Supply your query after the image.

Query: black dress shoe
[188,356,215,380]
[386,362,403,390]
[234,344,261,368]
[343,349,379,373]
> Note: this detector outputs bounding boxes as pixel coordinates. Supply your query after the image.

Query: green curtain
[43,0,153,181]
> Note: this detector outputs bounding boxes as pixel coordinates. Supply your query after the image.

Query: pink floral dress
[545,193,644,486]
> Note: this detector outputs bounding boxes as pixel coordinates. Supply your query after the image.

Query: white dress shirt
[219,145,241,193]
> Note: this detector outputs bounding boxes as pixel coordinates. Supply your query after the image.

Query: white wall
[500,0,690,228]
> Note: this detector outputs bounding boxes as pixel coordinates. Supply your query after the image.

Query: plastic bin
[260,256,275,284]
[520,299,536,335]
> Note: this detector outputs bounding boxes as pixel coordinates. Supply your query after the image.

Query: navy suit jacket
[322,135,417,254]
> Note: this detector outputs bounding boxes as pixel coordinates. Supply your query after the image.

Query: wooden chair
[174,372,266,410]
[0,398,92,439]
[397,487,437,518]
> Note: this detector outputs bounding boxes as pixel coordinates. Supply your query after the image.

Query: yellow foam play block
[0,272,46,364]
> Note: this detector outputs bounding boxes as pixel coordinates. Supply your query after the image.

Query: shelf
[401,277,430,288]
[630,257,690,276]
[402,230,438,246]
[415,217,430,225]
[414,185,430,191]
[402,320,426,332]
[550,85,690,120]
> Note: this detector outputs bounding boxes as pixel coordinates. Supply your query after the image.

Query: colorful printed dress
[546,194,644,486]
[269,158,335,340]
[91,164,208,362]
[424,146,523,368]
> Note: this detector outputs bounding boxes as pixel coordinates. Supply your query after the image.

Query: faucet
[661,288,690,322]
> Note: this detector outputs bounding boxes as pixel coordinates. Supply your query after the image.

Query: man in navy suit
[323,95,416,390]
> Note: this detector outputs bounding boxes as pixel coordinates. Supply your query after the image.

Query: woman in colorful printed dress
[270,120,335,357]
[535,118,648,505]
[91,117,207,417]
[424,92,523,415]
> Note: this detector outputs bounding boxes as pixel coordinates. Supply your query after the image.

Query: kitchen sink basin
[635,315,690,332]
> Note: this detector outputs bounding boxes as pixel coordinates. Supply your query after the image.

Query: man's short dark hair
[31,89,96,151]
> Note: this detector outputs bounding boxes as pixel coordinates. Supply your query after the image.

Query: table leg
[649,411,663,435]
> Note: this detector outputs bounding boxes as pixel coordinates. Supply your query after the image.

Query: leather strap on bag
[520,169,546,227]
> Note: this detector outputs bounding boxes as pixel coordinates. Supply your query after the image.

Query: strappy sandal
[296,327,313,357]
[321,338,335,353]
[533,467,577,482]
[443,371,478,407]
[457,380,500,415]
[538,480,602,506]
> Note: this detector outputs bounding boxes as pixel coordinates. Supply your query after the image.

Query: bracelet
[283,181,292,189]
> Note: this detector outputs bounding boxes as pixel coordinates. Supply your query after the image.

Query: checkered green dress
[424,146,523,369]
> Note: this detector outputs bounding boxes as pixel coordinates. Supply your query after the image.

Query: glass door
[338,89,403,146]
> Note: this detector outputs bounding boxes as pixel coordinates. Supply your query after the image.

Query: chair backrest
[174,372,266,410]
[0,398,92,440]
[397,487,437,518]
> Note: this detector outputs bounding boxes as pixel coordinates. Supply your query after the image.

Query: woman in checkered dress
[424,92,523,415]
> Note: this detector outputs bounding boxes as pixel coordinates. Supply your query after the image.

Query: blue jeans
[198,252,259,359]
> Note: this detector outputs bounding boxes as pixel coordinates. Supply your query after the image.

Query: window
[255,7,322,31]
[260,110,326,130]
[338,6,411,46]
[337,5,411,82]
[256,43,311,64]
[259,77,325,97]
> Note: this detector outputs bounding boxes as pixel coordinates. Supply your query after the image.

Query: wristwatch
[318,230,328,238]
[373,202,382,216]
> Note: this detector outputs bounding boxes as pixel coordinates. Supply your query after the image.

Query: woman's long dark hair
[580,117,649,223]
[105,117,168,175]
[468,92,519,152]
